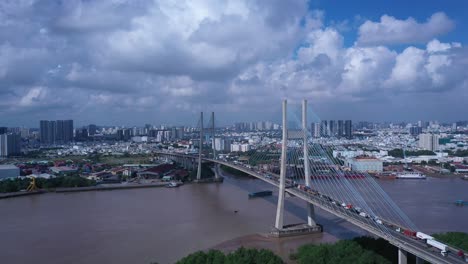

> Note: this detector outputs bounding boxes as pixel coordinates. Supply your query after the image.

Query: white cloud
[18,86,48,107]
[0,1,468,125]
[338,46,397,95]
[357,12,454,45]
[427,39,462,53]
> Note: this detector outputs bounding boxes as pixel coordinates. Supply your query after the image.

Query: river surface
[0,174,467,264]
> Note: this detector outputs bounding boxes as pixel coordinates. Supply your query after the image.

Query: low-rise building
[346,156,383,173]
[230,143,250,152]
[0,165,20,179]
[454,164,468,174]
[50,166,78,176]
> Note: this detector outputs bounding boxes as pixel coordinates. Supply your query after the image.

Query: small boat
[166,181,181,188]
[373,173,397,180]
[455,200,468,206]
[248,190,273,198]
[396,173,426,179]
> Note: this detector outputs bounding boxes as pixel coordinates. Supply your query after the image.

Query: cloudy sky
[1,0,468,127]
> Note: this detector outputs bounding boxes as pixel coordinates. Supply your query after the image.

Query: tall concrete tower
[302,99,316,226]
[275,100,287,229]
[197,112,203,180]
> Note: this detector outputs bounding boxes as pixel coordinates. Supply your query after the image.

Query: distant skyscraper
[63,120,73,143]
[0,127,7,134]
[88,124,97,136]
[329,120,336,136]
[311,122,320,138]
[409,126,422,136]
[0,133,21,157]
[344,120,352,139]
[320,120,328,137]
[75,128,88,141]
[56,120,64,142]
[419,133,440,151]
[40,120,73,144]
[40,120,55,144]
[337,120,344,137]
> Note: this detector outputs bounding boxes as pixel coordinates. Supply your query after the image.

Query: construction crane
[26,177,38,192]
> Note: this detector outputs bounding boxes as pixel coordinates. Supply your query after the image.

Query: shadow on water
[218,172,364,239]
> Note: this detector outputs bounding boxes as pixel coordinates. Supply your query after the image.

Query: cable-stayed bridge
[155,100,465,264]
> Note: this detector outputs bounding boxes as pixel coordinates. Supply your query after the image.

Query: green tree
[433,232,468,251]
[293,239,391,264]
[176,248,283,264]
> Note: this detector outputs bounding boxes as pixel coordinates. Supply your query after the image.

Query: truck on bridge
[427,239,449,257]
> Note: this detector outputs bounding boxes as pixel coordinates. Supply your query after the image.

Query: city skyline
[1,0,468,126]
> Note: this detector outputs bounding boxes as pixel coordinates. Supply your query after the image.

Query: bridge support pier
[415,256,424,264]
[398,248,407,264]
[307,204,316,226]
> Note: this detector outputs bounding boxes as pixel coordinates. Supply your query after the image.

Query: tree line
[0,176,96,193]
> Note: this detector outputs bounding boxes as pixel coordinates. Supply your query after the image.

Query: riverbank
[0,181,175,198]
[55,182,168,192]
[0,190,45,199]
[212,231,339,263]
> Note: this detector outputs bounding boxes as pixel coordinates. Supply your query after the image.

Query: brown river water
[0,173,467,264]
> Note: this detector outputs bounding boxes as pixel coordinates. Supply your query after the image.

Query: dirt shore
[212,231,339,263]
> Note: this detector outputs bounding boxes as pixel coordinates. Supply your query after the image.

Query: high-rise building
[75,128,88,141]
[329,120,336,136]
[337,120,344,137]
[56,120,64,142]
[409,126,422,136]
[20,128,30,138]
[344,120,353,139]
[311,122,321,138]
[176,127,185,139]
[117,128,132,141]
[63,120,73,143]
[419,133,440,151]
[213,137,232,152]
[0,127,7,134]
[88,124,97,136]
[40,120,55,144]
[320,120,328,137]
[40,120,73,144]
[0,133,21,157]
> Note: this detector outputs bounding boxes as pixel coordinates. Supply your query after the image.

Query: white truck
[427,239,449,256]
[416,232,434,241]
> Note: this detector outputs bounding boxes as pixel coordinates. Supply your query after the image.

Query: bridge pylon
[212,111,216,161]
[303,99,316,227]
[271,99,322,237]
[197,111,203,181]
[275,100,287,229]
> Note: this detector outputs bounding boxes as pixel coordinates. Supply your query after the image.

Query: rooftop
[354,156,379,160]
[50,166,77,172]
[0,164,19,170]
